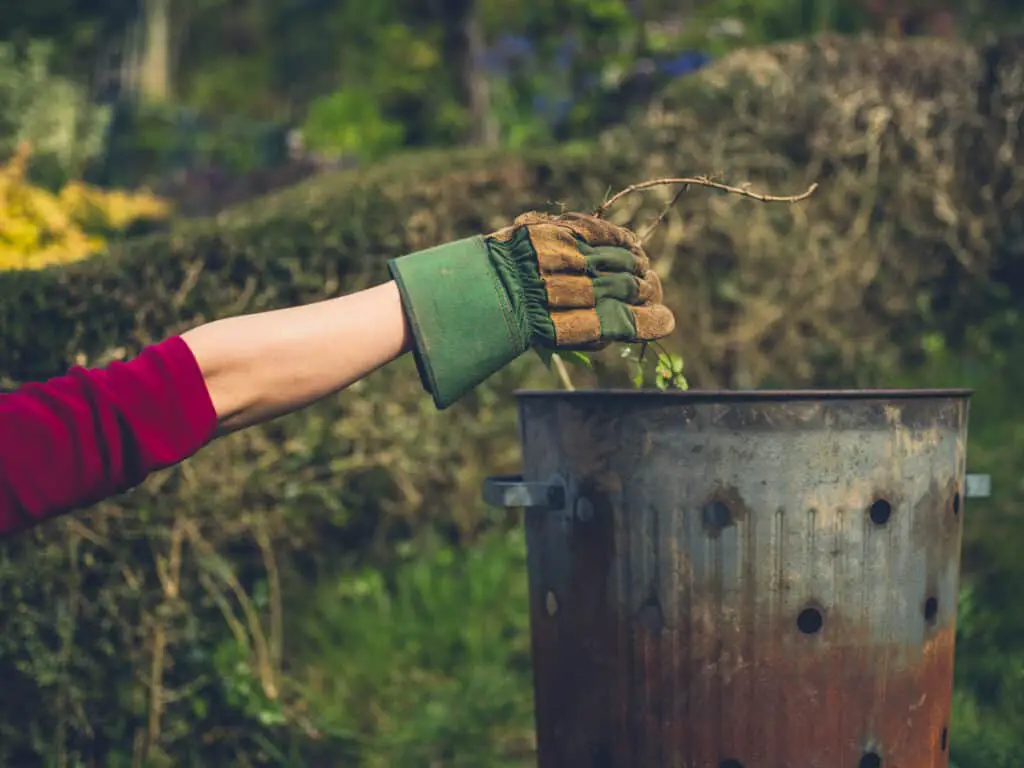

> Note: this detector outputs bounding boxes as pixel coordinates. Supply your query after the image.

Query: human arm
[182,279,411,434]
[0,211,674,537]
[0,336,216,536]
[0,281,412,536]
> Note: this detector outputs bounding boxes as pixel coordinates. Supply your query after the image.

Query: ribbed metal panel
[514,390,969,768]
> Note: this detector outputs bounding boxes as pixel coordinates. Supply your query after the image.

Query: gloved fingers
[576,243,650,275]
[549,308,604,346]
[551,211,642,251]
[638,268,663,305]
[490,215,649,275]
[548,301,676,346]
[502,210,641,250]
[626,303,676,341]
[519,223,589,272]
[543,271,663,309]
[515,224,647,275]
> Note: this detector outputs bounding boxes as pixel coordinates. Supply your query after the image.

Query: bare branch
[595,176,819,219]
[640,183,690,243]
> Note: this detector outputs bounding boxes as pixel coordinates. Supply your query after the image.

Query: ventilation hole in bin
[702,500,733,534]
[859,751,882,768]
[719,760,744,768]
[868,499,892,525]
[940,726,948,751]
[953,492,961,517]
[924,596,939,625]
[797,606,824,635]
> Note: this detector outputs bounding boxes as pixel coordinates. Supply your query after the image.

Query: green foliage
[298,19,460,159]
[287,528,534,767]
[104,100,287,180]
[183,54,280,120]
[301,90,405,161]
[545,344,689,390]
[0,40,111,187]
[3,30,1024,766]
[620,343,688,390]
[679,0,871,56]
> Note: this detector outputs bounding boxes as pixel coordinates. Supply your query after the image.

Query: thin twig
[595,176,819,219]
[551,354,575,391]
[640,183,690,243]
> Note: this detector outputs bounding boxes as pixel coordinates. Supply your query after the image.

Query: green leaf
[561,351,593,369]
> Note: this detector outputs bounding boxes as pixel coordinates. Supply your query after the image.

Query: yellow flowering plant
[0,143,170,270]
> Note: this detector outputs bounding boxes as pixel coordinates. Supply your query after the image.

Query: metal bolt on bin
[483,389,991,768]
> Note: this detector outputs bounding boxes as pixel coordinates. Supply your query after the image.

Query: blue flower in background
[554,36,577,71]
[479,28,713,128]
[533,93,573,123]
[497,34,533,59]
[481,34,536,75]
[658,51,713,77]
[480,48,506,74]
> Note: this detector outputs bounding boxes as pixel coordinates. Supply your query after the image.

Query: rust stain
[518,392,967,768]
[532,573,957,767]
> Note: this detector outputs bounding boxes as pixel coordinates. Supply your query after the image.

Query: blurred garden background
[3,0,1024,765]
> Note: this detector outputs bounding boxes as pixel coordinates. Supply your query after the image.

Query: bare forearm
[182,281,412,434]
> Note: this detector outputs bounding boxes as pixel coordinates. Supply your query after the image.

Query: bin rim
[513,388,973,402]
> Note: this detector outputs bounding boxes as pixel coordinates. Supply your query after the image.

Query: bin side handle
[966,474,991,499]
[482,475,566,509]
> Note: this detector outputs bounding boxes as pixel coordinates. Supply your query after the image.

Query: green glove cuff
[487,227,558,345]
[388,233,550,409]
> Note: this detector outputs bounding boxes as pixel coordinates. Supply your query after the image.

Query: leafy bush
[0,143,170,271]
[97,101,292,191]
[301,90,405,161]
[284,527,535,767]
[676,0,871,55]
[0,41,111,187]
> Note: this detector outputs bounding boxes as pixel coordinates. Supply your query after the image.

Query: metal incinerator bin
[483,389,990,768]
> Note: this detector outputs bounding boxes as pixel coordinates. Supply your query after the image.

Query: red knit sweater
[0,337,217,537]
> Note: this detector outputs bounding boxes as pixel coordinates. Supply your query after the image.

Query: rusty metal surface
[514,392,970,768]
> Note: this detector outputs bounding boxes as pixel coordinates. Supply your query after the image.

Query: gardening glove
[387,210,675,410]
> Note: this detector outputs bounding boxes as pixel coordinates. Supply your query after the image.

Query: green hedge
[2,34,1024,765]
[5,35,1023,389]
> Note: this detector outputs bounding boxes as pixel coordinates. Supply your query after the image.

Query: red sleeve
[0,336,217,537]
